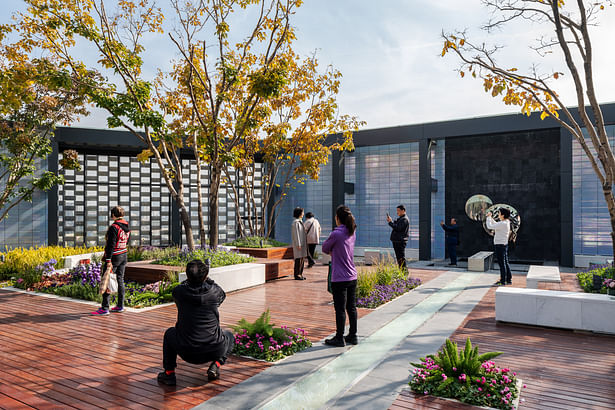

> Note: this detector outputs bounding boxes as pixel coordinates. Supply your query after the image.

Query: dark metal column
[47,138,59,246]
[560,129,573,267]
[419,139,432,260]
[331,150,345,229]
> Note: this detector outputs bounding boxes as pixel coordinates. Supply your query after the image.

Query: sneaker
[110,306,125,313]
[324,335,345,347]
[493,281,506,286]
[344,334,358,345]
[506,281,512,285]
[157,371,176,386]
[207,361,221,381]
[294,275,307,280]
[91,308,109,316]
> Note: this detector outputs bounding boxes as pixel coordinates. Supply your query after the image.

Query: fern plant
[412,338,502,380]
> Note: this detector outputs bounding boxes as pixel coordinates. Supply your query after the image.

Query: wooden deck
[389,272,615,409]
[0,264,438,409]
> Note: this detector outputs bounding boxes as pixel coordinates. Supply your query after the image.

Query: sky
[3,0,615,131]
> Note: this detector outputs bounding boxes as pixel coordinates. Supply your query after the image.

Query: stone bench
[63,252,105,269]
[178,263,265,293]
[467,251,493,272]
[495,287,615,334]
[526,265,560,289]
[364,249,382,265]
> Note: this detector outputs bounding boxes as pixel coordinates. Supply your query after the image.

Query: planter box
[63,252,105,269]
[178,263,265,293]
[124,261,184,284]
[234,246,293,260]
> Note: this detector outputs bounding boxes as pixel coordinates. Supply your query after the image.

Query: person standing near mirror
[387,205,410,270]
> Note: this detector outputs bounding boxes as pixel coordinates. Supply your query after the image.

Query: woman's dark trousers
[163,327,235,371]
[307,244,317,266]
[331,280,358,338]
[102,253,127,310]
[294,257,305,278]
[495,244,512,283]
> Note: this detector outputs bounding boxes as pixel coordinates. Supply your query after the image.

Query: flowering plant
[603,278,615,289]
[409,338,523,410]
[232,310,312,362]
[357,277,422,308]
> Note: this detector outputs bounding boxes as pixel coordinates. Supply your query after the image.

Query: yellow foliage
[0,245,104,276]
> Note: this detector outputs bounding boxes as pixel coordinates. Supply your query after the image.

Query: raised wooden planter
[234,246,293,260]
[124,260,184,284]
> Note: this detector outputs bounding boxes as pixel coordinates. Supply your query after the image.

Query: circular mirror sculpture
[482,203,521,242]
[464,194,493,222]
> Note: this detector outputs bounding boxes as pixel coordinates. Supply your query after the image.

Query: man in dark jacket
[440,218,459,266]
[91,206,130,315]
[387,204,410,269]
[157,259,235,386]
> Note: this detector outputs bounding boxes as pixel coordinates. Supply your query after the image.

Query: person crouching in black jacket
[157,259,235,385]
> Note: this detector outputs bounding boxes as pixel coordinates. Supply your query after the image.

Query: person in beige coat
[304,212,321,268]
[291,207,308,280]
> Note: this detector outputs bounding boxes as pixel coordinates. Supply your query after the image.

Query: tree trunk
[209,163,221,248]
[177,198,195,250]
[601,184,615,261]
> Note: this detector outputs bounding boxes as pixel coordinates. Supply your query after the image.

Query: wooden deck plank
[0,265,438,409]
[389,273,615,410]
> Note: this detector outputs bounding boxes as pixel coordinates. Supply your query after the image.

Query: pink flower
[478,387,482,392]
[523,384,527,388]
[442,374,447,380]
[452,367,457,371]
[487,394,491,397]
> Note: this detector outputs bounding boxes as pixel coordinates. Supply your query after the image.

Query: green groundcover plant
[127,246,182,262]
[232,310,312,362]
[153,248,254,267]
[15,259,179,308]
[356,259,421,308]
[225,236,288,248]
[576,264,614,293]
[410,338,524,410]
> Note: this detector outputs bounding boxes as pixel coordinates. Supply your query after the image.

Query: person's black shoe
[448,263,457,266]
[294,275,306,280]
[307,264,314,268]
[506,281,512,285]
[157,371,176,386]
[344,334,358,345]
[324,335,345,347]
[207,361,221,381]
[493,281,506,286]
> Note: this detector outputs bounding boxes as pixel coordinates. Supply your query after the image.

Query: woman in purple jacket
[322,205,358,347]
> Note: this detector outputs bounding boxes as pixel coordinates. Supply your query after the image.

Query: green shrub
[576,265,614,293]
[0,245,103,279]
[51,283,102,302]
[153,248,254,267]
[357,258,406,298]
[127,246,182,262]
[232,310,312,362]
[13,267,43,289]
[225,236,287,248]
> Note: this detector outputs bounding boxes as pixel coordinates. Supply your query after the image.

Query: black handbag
[327,262,332,294]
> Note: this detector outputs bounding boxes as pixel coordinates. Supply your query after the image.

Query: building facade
[2,104,615,266]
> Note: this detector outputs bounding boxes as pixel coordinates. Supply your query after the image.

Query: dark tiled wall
[445,129,561,262]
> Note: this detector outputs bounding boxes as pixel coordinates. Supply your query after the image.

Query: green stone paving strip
[260,272,481,410]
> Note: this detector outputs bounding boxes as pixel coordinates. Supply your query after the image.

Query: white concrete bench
[468,251,493,272]
[526,265,560,289]
[178,263,265,293]
[363,249,382,265]
[63,252,105,269]
[495,287,615,334]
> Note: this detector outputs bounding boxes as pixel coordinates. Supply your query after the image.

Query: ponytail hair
[336,205,357,235]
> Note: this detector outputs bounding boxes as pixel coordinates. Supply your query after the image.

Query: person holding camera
[387,205,410,269]
[157,259,235,385]
[440,217,459,266]
[486,209,512,286]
